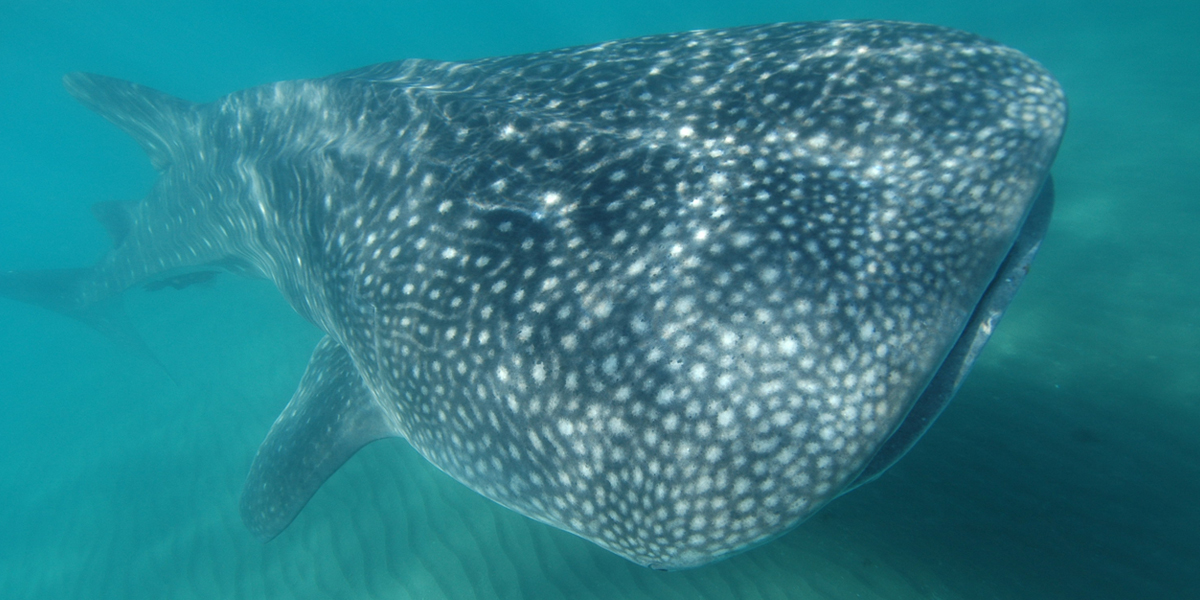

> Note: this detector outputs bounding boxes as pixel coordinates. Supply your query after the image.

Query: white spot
[663,413,680,431]
[603,355,619,376]
[716,373,736,390]
[717,409,735,427]
[558,419,575,436]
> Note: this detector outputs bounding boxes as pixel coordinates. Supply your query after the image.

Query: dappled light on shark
[0,20,1064,570]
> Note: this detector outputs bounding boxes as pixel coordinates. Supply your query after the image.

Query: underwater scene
[0,0,1196,598]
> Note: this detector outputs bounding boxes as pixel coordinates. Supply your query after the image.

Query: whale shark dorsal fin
[62,72,195,170]
[240,336,398,542]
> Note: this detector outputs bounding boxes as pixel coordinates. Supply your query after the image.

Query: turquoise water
[1,1,1196,598]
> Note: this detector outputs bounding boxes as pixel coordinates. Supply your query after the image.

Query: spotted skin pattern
[13,21,1065,569]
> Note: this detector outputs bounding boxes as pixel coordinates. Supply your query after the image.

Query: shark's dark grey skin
[0,21,1066,569]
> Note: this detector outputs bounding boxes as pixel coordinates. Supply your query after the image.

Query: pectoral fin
[240,336,396,541]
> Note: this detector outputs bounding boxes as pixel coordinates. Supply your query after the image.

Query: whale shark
[0,20,1065,569]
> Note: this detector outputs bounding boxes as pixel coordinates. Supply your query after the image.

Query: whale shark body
[0,21,1065,569]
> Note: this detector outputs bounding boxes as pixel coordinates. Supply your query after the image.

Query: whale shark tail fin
[62,72,197,170]
[0,75,200,379]
[0,267,177,382]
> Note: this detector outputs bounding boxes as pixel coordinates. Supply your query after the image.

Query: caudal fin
[0,73,200,377]
[0,268,175,382]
